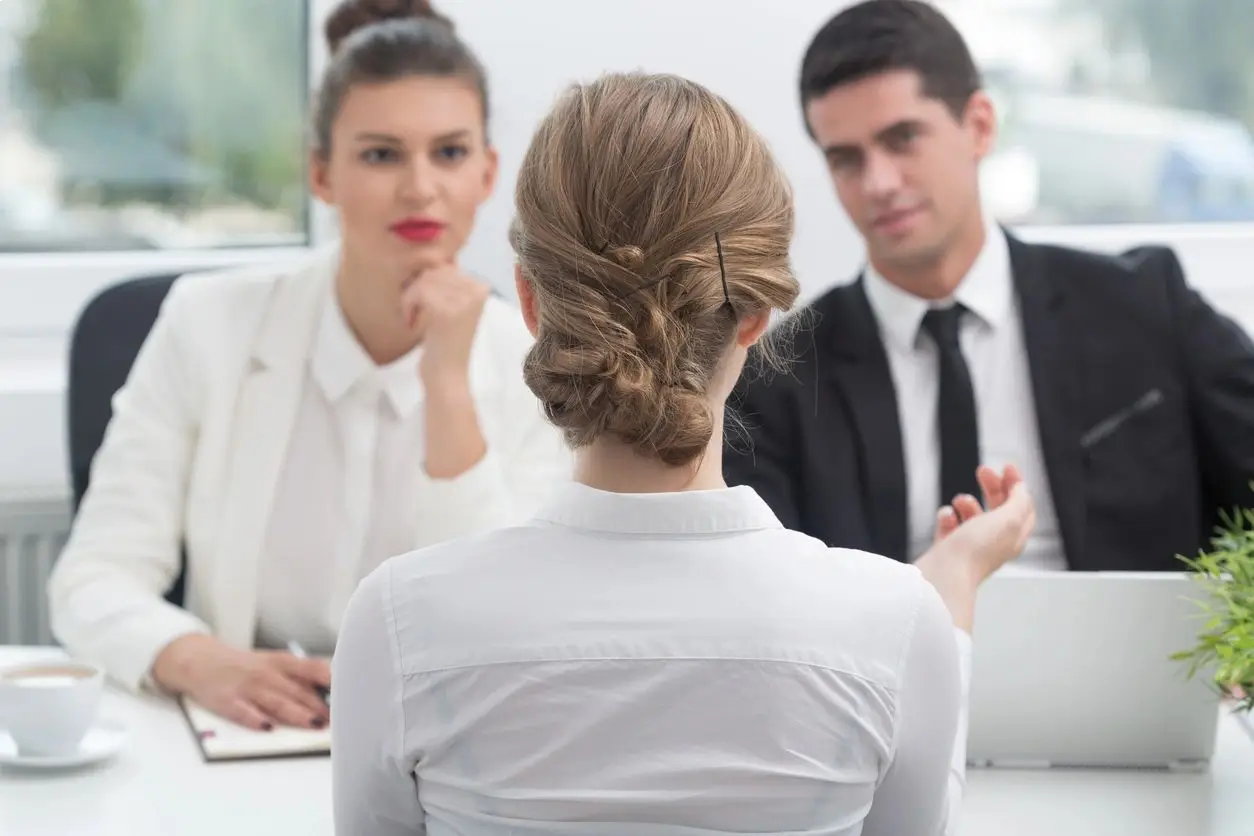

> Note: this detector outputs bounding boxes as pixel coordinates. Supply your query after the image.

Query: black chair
[67,273,194,606]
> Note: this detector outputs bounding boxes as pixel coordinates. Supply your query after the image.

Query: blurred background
[3,0,1254,499]
[5,0,1254,251]
[0,0,308,252]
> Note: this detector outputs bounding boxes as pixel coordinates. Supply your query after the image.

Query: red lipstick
[390,217,446,243]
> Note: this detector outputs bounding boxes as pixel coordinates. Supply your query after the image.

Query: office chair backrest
[67,272,190,605]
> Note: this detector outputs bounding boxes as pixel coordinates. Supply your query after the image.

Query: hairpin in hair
[606,235,734,306]
[714,232,731,307]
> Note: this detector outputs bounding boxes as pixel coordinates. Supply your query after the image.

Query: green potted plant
[1172,507,1254,713]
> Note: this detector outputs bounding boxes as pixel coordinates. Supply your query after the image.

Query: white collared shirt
[863,224,1066,569]
[332,482,973,836]
[254,286,428,654]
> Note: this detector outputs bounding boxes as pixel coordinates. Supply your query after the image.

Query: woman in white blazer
[48,0,569,731]
[330,71,1036,835]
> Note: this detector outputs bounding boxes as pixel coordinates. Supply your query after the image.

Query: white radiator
[0,495,71,646]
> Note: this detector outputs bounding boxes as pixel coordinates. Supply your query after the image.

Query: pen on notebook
[286,640,332,706]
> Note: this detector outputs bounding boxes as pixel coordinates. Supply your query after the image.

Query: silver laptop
[966,570,1221,770]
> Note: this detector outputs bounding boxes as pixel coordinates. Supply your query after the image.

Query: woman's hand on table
[151,634,331,731]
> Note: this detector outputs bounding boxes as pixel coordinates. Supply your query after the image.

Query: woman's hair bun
[324,0,450,54]
[602,244,646,274]
[513,72,799,468]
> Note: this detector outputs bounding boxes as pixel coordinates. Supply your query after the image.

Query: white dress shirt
[48,247,573,693]
[863,223,1066,569]
[332,482,973,836]
[255,286,428,655]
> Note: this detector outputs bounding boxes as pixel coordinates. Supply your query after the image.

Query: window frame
[2,1,1253,342]
[0,0,333,340]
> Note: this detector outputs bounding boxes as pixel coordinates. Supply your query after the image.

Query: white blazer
[48,248,572,691]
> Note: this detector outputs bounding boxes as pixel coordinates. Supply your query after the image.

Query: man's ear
[964,90,998,161]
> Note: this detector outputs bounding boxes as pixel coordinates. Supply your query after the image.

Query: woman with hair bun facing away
[49,0,568,733]
[332,71,1036,835]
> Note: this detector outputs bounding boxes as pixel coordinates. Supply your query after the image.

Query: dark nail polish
[311,718,326,729]
[261,722,274,732]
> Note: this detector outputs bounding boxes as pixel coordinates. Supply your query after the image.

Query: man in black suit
[725,0,1254,571]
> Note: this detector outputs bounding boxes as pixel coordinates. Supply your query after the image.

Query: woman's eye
[361,147,400,164]
[436,145,469,163]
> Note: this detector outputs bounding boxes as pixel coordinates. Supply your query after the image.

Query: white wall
[435,0,864,300]
[3,0,1254,497]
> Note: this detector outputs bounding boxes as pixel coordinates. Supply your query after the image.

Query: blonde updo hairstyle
[511,72,800,467]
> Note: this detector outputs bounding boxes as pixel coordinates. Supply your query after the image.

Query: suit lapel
[821,281,909,561]
[209,253,334,648]
[1009,236,1087,568]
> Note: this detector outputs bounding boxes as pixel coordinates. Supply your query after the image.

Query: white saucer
[0,722,127,770]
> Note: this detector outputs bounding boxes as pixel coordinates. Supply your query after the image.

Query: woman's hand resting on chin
[401,263,490,386]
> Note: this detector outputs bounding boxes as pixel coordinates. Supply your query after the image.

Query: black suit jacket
[725,233,1254,570]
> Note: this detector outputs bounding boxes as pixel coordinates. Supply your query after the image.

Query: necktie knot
[920,304,966,350]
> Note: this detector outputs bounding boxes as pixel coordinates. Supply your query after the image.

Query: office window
[0,0,308,252]
[943,0,1254,226]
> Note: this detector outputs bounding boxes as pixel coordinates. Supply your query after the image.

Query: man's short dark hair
[800,0,982,123]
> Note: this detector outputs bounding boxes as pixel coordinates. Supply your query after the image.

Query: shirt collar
[863,219,1013,354]
[534,481,784,537]
[310,284,424,417]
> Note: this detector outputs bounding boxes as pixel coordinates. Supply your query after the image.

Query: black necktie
[920,305,981,505]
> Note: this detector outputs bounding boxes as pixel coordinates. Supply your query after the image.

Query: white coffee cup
[0,661,104,757]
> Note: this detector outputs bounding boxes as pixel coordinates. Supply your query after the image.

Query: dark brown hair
[313,0,489,157]
[511,72,799,468]
[800,0,981,127]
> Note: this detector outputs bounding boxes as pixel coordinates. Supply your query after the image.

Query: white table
[0,647,331,836]
[961,708,1254,836]
[2,646,1252,835]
